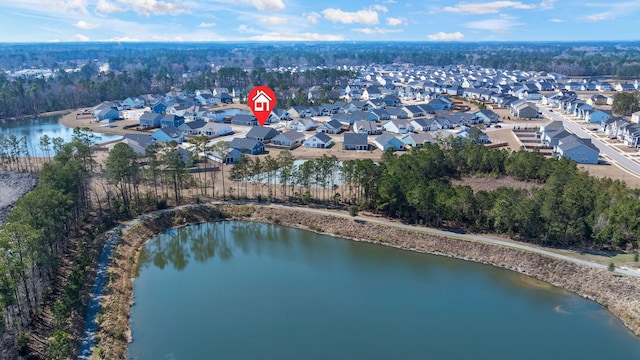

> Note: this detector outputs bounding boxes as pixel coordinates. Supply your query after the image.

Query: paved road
[538,107,640,177]
[268,204,640,278]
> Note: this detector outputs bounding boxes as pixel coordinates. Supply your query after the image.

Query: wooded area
[1,41,640,118]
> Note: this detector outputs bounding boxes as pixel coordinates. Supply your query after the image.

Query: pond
[129,221,640,360]
[0,115,121,156]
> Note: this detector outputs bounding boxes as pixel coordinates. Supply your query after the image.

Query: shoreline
[0,109,72,122]
[91,204,640,359]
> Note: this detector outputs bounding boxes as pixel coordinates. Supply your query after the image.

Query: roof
[228,138,263,150]
[375,133,402,146]
[181,120,207,130]
[278,130,305,141]
[344,133,369,146]
[155,126,183,138]
[310,132,332,143]
[246,126,279,139]
[557,134,599,153]
[322,119,343,129]
[122,134,155,149]
[403,133,434,145]
[139,112,163,122]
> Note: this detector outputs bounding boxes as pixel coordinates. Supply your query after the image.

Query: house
[195,93,218,106]
[246,126,280,142]
[303,133,333,149]
[353,121,382,135]
[584,110,611,124]
[199,123,233,138]
[385,107,409,119]
[511,101,539,119]
[121,134,155,155]
[411,117,446,132]
[383,119,414,134]
[317,119,344,134]
[218,93,233,104]
[382,94,401,107]
[403,105,426,118]
[620,124,640,147]
[179,120,207,136]
[93,102,120,122]
[230,114,258,126]
[270,130,305,148]
[373,133,405,152]
[631,111,640,124]
[401,133,435,148]
[208,147,242,164]
[139,112,163,129]
[228,138,265,155]
[269,108,292,122]
[252,90,273,112]
[288,118,318,132]
[474,110,500,124]
[428,97,453,111]
[151,126,184,143]
[151,101,168,114]
[588,94,608,106]
[370,108,391,121]
[160,115,185,128]
[554,134,600,164]
[343,133,369,150]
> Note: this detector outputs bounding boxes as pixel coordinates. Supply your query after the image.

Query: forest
[1,41,640,118]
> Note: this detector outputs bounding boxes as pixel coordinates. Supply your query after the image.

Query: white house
[303,133,333,149]
[383,119,414,134]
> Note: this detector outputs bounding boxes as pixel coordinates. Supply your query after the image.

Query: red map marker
[248,86,277,127]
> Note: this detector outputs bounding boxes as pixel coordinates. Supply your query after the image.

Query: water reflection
[135,222,234,276]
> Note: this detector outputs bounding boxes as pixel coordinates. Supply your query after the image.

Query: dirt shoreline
[93,204,640,359]
[0,109,72,122]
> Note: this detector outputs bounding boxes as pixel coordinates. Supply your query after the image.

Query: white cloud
[74,20,99,29]
[581,1,640,22]
[73,33,90,41]
[239,0,285,11]
[371,5,388,12]
[322,8,379,25]
[444,1,536,14]
[249,32,345,41]
[238,24,261,34]
[96,0,123,13]
[53,0,89,13]
[352,27,403,34]
[386,17,406,26]
[104,36,140,41]
[259,16,288,26]
[117,0,188,16]
[199,22,216,28]
[47,39,61,43]
[539,0,556,10]
[427,31,465,41]
[465,17,522,33]
[548,18,563,22]
[585,13,615,22]
[383,0,397,3]
[306,12,321,24]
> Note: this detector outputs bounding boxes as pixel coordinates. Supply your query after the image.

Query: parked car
[494,124,502,128]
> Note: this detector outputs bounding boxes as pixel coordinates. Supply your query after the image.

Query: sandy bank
[90,204,640,359]
[0,171,38,226]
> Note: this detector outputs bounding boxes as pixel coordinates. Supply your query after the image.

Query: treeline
[0,131,99,358]
[103,136,639,250]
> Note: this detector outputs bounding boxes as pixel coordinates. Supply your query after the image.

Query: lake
[129,222,640,360]
[0,115,121,156]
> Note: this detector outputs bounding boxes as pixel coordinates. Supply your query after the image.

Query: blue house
[228,138,265,155]
[373,133,405,152]
[161,115,185,128]
[151,101,168,114]
[474,110,500,124]
[428,98,452,111]
[139,112,163,128]
[401,133,435,148]
[151,126,184,143]
[554,134,600,164]
[585,110,611,124]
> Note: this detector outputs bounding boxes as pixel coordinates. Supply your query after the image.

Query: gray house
[343,133,369,150]
[270,130,305,148]
[246,126,280,142]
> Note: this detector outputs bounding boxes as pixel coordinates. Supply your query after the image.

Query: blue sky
[1,0,639,42]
